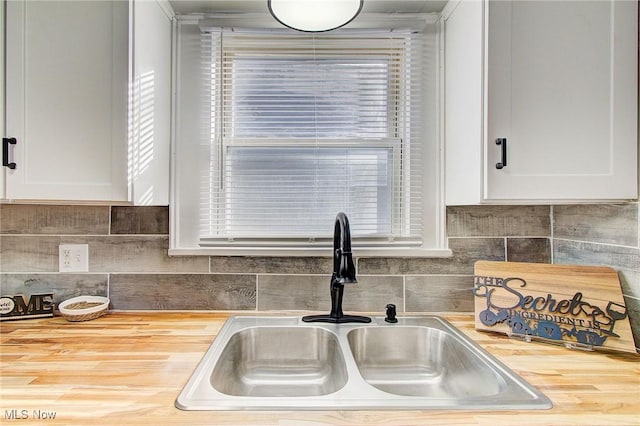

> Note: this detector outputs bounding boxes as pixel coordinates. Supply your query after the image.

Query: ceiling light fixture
[268,0,364,32]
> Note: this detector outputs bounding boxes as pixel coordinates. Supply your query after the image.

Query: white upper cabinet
[444,0,638,204]
[4,0,129,201]
[3,0,172,204]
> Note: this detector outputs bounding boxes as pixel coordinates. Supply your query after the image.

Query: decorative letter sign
[0,294,54,321]
[473,261,637,354]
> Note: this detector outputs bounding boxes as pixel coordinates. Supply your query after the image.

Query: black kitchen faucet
[302,212,371,324]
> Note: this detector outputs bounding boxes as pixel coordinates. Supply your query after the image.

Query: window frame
[169,17,449,257]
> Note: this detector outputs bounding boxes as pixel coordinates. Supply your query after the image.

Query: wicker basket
[58,296,110,322]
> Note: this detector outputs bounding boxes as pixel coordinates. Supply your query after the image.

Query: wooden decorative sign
[0,293,54,321]
[473,261,637,354]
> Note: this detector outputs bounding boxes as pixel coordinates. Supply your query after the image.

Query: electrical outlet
[59,244,89,272]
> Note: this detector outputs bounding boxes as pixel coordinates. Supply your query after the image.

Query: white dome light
[268,0,364,32]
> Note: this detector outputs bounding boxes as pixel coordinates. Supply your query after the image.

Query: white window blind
[198,29,428,247]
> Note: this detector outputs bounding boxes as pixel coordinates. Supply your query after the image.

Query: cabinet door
[4,0,128,201]
[486,0,637,201]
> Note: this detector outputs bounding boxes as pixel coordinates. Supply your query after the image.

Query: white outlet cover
[59,244,89,272]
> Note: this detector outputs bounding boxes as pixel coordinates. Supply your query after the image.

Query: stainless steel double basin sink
[176,316,552,410]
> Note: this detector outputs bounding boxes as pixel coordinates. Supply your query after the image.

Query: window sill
[168,247,453,258]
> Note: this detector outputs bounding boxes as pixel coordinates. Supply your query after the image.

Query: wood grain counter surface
[1,312,638,425]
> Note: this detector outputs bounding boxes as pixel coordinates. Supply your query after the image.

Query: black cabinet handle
[495,138,507,169]
[3,137,17,169]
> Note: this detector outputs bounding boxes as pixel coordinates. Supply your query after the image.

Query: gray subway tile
[358,238,505,275]
[553,239,639,273]
[553,204,638,246]
[405,275,474,312]
[447,205,550,237]
[258,275,326,310]
[257,275,327,311]
[110,206,169,235]
[86,236,209,272]
[0,274,108,306]
[506,238,550,263]
[257,274,403,312]
[210,256,332,274]
[0,204,109,235]
[109,273,256,310]
[0,236,60,272]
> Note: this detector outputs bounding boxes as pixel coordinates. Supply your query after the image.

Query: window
[172,19,445,256]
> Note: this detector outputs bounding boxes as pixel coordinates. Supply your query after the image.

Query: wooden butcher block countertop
[1,312,638,425]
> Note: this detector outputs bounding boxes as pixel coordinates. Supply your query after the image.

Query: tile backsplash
[1,202,638,348]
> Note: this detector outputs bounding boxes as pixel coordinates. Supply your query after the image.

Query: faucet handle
[335,249,357,284]
[385,303,398,323]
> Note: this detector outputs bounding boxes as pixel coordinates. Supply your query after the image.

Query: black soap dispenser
[385,303,398,323]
